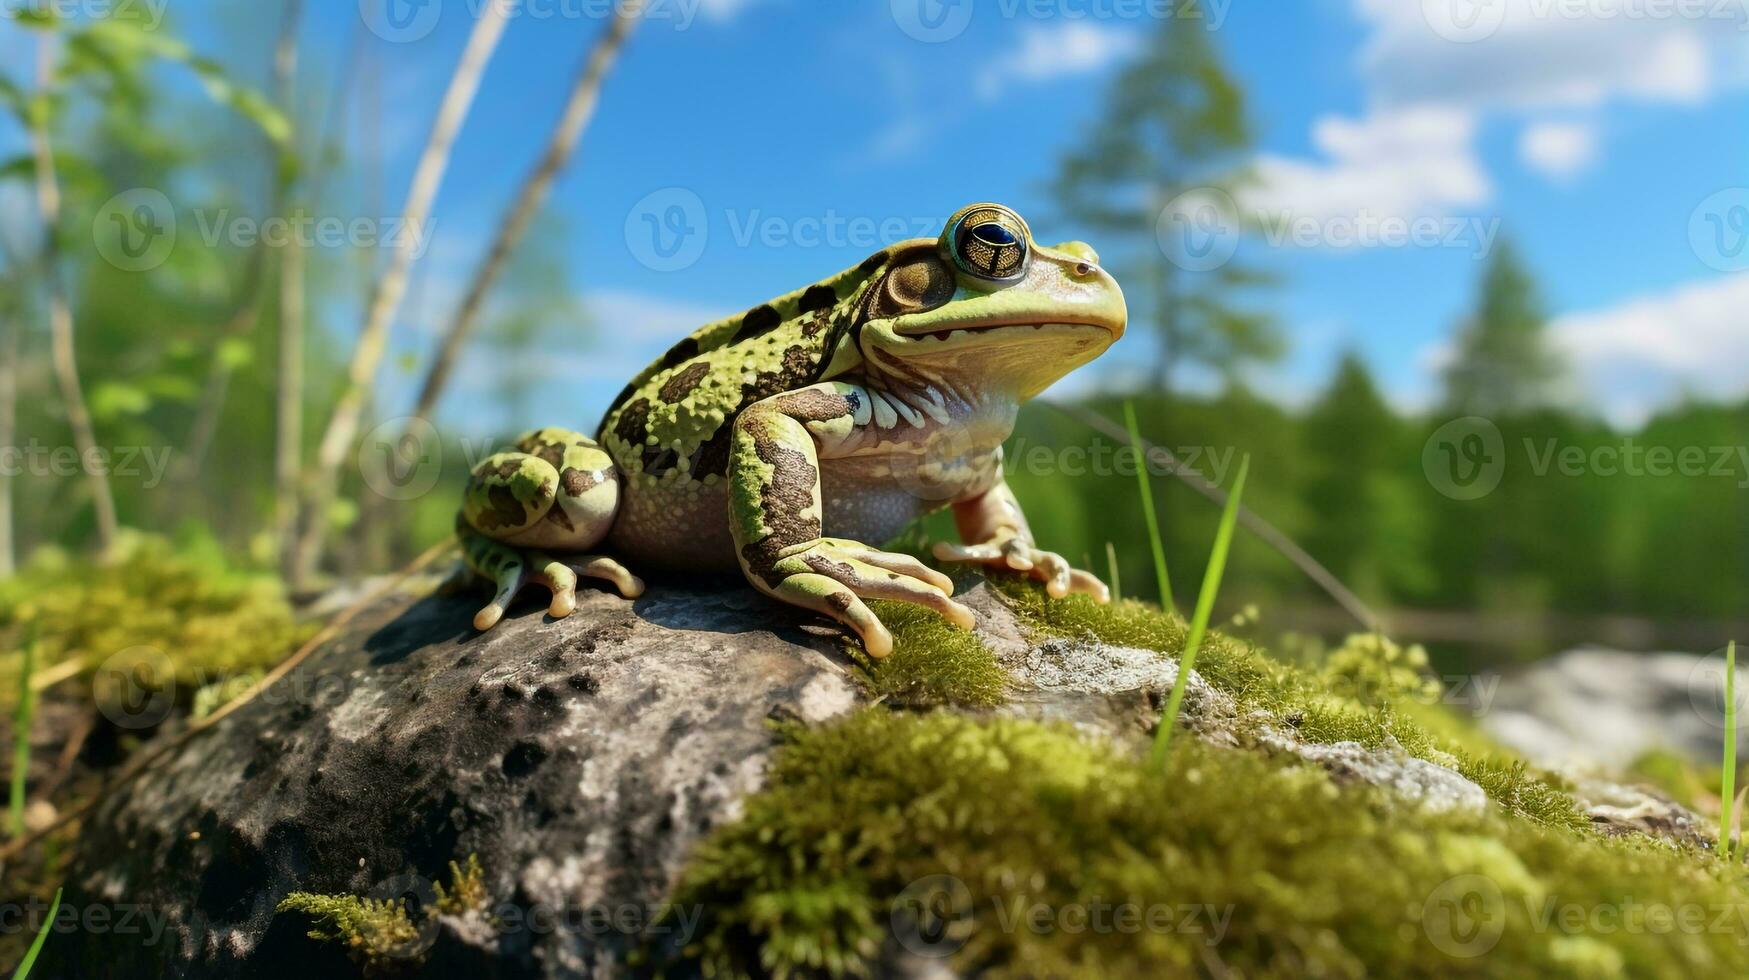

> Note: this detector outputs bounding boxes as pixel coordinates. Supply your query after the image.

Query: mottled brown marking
[560,467,600,496]
[659,336,701,369]
[688,425,733,479]
[777,388,853,424]
[613,398,652,447]
[478,485,528,532]
[733,304,782,343]
[799,283,837,313]
[826,592,854,613]
[658,361,710,403]
[544,504,576,532]
[737,416,821,588]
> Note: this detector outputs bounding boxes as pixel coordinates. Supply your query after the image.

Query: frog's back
[596,250,893,491]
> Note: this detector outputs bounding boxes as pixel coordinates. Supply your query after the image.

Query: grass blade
[1722,640,1738,863]
[10,886,60,980]
[1151,454,1249,770]
[9,626,37,838]
[1123,400,1173,615]
[1105,541,1121,603]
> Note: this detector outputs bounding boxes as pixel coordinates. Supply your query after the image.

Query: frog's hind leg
[459,428,643,630]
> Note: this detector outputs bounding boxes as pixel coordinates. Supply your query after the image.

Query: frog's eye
[944,204,1030,283]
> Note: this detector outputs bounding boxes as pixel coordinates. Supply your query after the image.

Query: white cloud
[1242,107,1490,223]
[1519,119,1599,179]
[1352,0,1742,112]
[975,23,1142,100]
[1549,273,1749,426]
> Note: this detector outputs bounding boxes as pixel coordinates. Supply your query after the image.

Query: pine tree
[1052,18,1278,394]
[1441,238,1563,417]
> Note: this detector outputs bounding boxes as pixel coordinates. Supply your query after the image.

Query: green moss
[432,855,489,917]
[849,601,1006,708]
[277,854,495,970]
[672,711,1749,979]
[275,893,420,971]
[0,533,312,712]
[989,575,1584,828]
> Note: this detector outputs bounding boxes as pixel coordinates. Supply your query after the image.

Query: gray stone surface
[50,585,1706,977]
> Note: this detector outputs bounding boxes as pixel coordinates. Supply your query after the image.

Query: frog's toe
[474,557,529,631]
[771,573,895,658]
[565,555,645,600]
[528,552,580,619]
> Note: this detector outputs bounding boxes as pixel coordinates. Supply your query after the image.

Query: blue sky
[8,0,1749,433]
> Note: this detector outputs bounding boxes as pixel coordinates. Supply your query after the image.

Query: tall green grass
[8,626,36,838]
[1123,401,1173,615]
[9,886,60,980]
[1104,541,1121,602]
[1722,640,1738,863]
[1150,455,1249,770]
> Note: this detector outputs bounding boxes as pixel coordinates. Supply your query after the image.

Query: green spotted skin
[456,202,1127,653]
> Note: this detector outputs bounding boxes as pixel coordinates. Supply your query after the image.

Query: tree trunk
[271,0,308,581]
[34,35,118,558]
[408,0,641,425]
[291,0,517,589]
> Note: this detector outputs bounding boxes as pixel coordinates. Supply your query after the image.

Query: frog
[455,202,1126,658]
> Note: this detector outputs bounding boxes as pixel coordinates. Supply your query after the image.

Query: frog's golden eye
[943,204,1030,283]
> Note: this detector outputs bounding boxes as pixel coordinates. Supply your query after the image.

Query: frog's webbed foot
[761,538,975,659]
[934,530,1110,603]
[471,548,646,632]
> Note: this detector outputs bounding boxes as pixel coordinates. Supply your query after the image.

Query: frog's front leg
[933,475,1111,603]
[729,384,975,658]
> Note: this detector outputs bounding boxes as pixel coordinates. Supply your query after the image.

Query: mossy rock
[41,573,1740,978]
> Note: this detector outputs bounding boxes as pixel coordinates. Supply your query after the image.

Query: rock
[1482,647,1742,771]
[45,581,1601,977]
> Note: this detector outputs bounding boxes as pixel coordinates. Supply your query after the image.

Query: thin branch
[291,0,517,588]
[1042,399,1383,632]
[409,0,641,424]
[175,0,305,484]
[33,32,118,557]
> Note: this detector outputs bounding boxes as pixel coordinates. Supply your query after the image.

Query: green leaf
[217,337,254,370]
[89,381,153,419]
[10,886,61,980]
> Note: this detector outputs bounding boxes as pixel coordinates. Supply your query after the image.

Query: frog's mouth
[899,316,1122,342]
